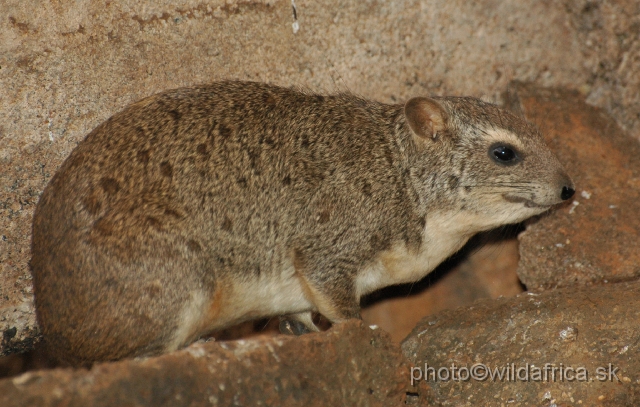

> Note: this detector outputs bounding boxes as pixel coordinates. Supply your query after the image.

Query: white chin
[514,205,551,221]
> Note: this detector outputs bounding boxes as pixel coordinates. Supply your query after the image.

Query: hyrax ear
[404,97,448,140]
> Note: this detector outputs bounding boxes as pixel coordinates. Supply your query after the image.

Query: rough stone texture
[0,320,436,407]
[2,0,640,355]
[575,1,640,137]
[506,82,640,291]
[402,281,640,407]
[362,235,522,344]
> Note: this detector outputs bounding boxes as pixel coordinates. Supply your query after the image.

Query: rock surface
[2,1,640,404]
[507,83,640,291]
[0,320,435,407]
[2,0,640,357]
[402,281,640,407]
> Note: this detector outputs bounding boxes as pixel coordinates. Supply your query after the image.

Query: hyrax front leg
[284,248,361,335]
[278,281,361,336]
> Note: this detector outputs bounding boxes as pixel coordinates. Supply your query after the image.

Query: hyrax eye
[489,144,520,165]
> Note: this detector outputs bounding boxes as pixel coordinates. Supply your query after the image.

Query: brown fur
[30,81,573,364]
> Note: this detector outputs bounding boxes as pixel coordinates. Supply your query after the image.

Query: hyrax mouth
[502,181,575,209]
[502,193,550,209]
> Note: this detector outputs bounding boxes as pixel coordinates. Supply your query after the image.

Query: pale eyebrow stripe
[482,128,525,150]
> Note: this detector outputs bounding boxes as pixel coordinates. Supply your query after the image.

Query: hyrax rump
[31,81,574,364]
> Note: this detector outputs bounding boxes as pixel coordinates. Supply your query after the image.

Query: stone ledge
[402,280,640,406]
[1,320,435,407]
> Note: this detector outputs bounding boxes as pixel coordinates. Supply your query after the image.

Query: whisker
[420,182,536,188]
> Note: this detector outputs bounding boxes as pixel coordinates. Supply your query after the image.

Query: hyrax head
[404,96,574,229]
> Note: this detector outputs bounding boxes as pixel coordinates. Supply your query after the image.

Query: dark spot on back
[305,168,325,185]
[362,180,372,197]
[219,124,233,139]
[146,216,163,230]
[300,134,310,149]
[187,239,202,253]
[237,177,247,188]
[135,126,147,138]
[292,248,306,272]
[93,217,114,236]
[464,186,472,192]
[216,255,234,267]
[370,233,391,252]
[160,161,173,178]
[164,208,182,219]
[207,121,218,144]
[222,216,233,232]
[318,210,331,224]
[137,149,150,164]
[144,284,161,298]
[403,222,423,252]
[196,143,208,156]
[263,92,277,105]
[384,148,393,166]
[247,148,260,170]
[104,278,118,288]
[82,194,102,216]
[168,109,181,121]
[100,177,121,195]
[282,175,292,186]
[66,151,86,169]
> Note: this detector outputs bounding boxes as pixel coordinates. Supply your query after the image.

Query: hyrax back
[31,81,574,364]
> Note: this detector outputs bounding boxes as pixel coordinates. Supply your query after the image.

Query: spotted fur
[31,81,573,364]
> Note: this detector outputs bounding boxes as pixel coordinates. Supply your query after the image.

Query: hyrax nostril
[561,186,575,200]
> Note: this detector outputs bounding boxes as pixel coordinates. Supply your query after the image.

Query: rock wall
[3,0,640,357]
[2,0,640,404]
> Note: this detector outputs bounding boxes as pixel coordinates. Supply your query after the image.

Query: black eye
[489,144,519,165]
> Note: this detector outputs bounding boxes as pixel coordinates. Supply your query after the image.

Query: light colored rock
[402,281,640,407]
[1,0,639,354]
[507,82,640,291]
[0,321,435,407]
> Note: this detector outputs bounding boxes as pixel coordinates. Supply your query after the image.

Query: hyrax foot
[278,312,319,335]
[279,318,312,335]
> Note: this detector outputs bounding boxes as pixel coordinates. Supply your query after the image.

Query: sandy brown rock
[573,1,640,137]
[506,82,640,291]
[402,281,640,407]
[0,320,436,407]
[2,0,640,356]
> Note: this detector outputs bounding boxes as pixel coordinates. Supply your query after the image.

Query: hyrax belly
[31,81,573,364]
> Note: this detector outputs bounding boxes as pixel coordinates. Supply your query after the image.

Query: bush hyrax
[31,81,575,364]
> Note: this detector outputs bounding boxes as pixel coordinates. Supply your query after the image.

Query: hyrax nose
[561,185,575,201]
